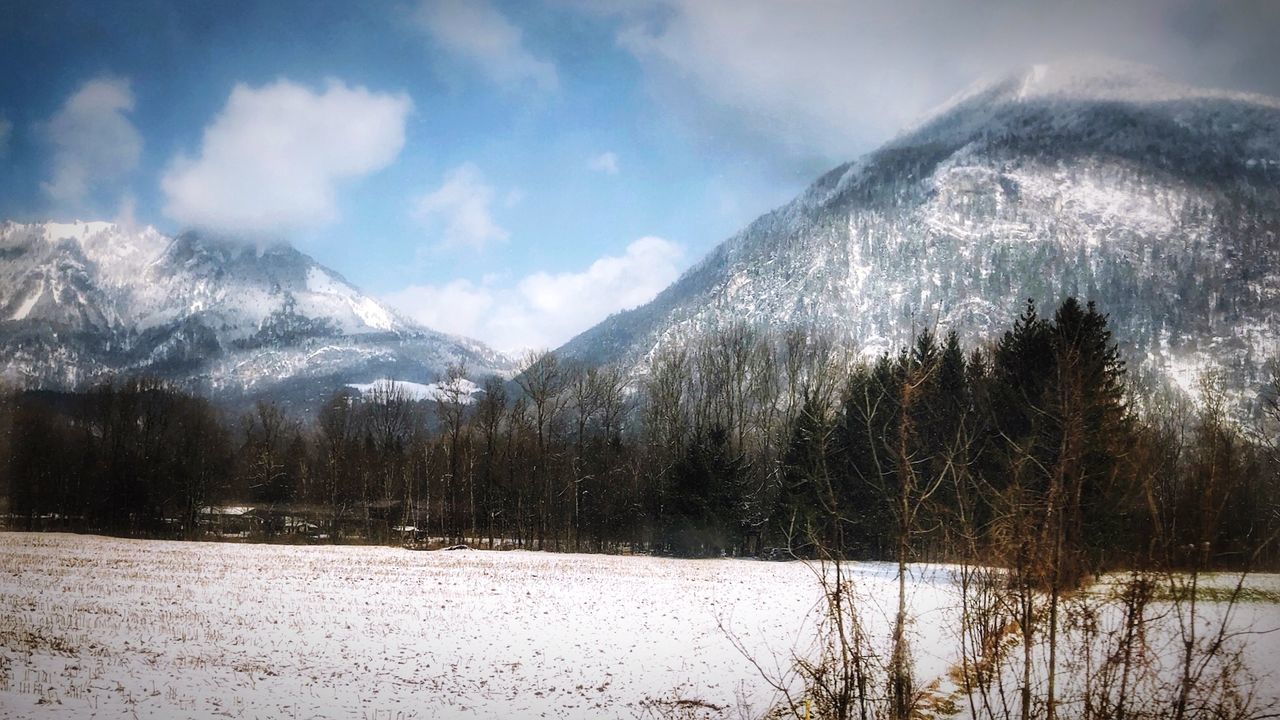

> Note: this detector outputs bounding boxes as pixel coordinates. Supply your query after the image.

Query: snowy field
[0,533,964,719]
[1,533,1277,720]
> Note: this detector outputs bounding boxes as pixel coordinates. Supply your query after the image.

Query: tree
[318,389,360,541]
[475,375,508,547]
[171,394,230,538]
[361,380,418,540]
[658,425,742,557]
[516,351,568,548]
[436,362,472,542]
[242,401,294,537]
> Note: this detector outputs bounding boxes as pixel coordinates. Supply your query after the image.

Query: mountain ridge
[555,61,1280,399]
[0,220,515,411]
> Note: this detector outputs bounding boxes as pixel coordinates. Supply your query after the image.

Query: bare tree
[241,400,295,534]
[475,375,508,548]
[516,350,569,548]
[437,361,471,542]
[319,389,359,541]
[362,380,417,540]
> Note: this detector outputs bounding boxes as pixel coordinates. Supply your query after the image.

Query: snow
[1,534,1277,719]
[42,221,115,243]
[1002,163,1183,237]
[0,220,517,396]
[965,58,1280,112]
[9,285,42,322]
[1166,353,1210,398]
[562,58,1280,407]
[38,221,167,286]
[1018,57,1280,107]
[305,267,396,332]
[197,506,254,517]
[4,221,407,340]
[347,377,483,403]
[946,572,1280,720]
[1017,63,1048,100]
[0,533,964,720]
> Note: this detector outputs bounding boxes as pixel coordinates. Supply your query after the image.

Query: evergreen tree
[659,426,743,557]
[775,391,838,553]
[1049,298,1130,566]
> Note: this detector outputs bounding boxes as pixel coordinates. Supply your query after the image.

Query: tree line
[2,297,1277,570]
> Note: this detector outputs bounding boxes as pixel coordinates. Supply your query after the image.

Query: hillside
[0,221,515,411]
[557,60,1280,397]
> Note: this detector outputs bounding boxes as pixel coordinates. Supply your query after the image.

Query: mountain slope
[0,221,515,409]
[557,60,1280,396]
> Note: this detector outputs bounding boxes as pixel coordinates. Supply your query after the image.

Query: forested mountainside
[558,60,1280,399]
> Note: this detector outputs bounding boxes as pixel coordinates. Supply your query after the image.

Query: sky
[2,0,1279,354]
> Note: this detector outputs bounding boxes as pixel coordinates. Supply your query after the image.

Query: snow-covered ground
[0,533,962,719]
[0,533,1276,719]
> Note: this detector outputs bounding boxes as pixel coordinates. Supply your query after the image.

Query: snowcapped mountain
[556,60,1280,398]
[0,221,515,410]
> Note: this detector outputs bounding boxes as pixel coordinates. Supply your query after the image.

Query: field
[0,533,1277,719]
[0,533,963,719]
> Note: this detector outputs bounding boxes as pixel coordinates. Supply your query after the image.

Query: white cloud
[412,163,510,251]
[415,0,558,92]
[600,0,1277,167]
[588,151,620,175]
[384,278,496,341]
[614,0,970,162]
[114,194,138,231]
[41,77,142,203]
[161,78,412,235]
[385,236,684,353]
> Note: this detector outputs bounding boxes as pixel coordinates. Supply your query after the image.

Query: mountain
[0,221,515,411]
[556,60,1280,398]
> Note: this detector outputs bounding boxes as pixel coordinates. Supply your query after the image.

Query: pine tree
[1050,298,1130,567]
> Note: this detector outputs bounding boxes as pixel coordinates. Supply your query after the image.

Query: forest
[2,297,1278,574]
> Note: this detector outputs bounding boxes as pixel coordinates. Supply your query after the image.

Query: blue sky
[2,0,1277,352]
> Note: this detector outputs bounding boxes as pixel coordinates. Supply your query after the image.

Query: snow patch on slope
[10,284,42,321]
[305,266,395,332]
[1017,64,1049,100]
[42,221,115,242]
[346,377,482,403]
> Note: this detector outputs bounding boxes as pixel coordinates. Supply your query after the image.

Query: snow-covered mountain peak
[42,220,117,240]
[1014,58,1280,109]
[558,69,1280,402]
[1009,58,1171,102]
[304,266,397,333]
[33,221,171,286]
[798,59,1280,213]
[0,220,516,409]
[908,58,1280,148]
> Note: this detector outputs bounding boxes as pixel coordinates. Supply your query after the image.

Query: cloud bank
[416,0,558,92]
[600,0,1280,169]
[386,236,684,353]
[412,163,510,251]
[41,77,141,204]
[161,78,411,235]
